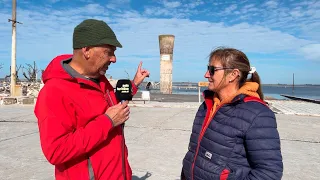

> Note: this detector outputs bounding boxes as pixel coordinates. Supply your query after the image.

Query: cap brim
[99,38,122,48]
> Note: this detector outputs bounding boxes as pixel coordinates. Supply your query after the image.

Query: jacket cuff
[104,114,114,127]
[131,80,138,96]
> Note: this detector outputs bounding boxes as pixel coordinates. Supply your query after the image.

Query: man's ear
[81,47,91,59]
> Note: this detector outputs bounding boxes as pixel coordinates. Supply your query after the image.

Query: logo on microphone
[115,79,133,101]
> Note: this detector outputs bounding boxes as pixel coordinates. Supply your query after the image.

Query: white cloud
[84,4,106,14]
[0,4,314,63]
[222,4,237,14]
[48,0,62,3]
[106,0,130,10]
[185,0,204,8]
[0,0,10,3]
[143,6,190,18]
[290,10,303,17]
[265,0,278,8]
[143,0,206,17]
[243,4,255,9]
[0,1,319,82]
[162,0,181,8]
[300,44,320,61]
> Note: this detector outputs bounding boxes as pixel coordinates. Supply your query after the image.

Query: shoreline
[135,91,285,103]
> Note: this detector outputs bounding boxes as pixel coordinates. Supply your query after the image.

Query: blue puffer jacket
[182,90,283,180]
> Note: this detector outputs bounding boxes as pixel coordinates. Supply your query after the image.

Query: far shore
[135,91,283,103]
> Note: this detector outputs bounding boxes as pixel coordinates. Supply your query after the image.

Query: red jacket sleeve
[34,86,114,165]
[131,80,138,96]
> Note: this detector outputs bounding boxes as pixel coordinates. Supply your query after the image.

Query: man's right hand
[105,101,130,127]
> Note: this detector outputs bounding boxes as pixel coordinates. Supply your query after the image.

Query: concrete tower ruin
[159,35,175,94]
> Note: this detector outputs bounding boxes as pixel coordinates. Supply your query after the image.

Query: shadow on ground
[132,172,152,180]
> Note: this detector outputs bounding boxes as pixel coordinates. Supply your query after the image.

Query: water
[262,85,320,100]
[141,84,320,100]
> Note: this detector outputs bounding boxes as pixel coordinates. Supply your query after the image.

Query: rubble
[0,81,44,105]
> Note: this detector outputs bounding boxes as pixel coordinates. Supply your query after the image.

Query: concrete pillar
[159,35,175,94]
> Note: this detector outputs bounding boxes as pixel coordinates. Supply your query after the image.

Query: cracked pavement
[0,105,320,180]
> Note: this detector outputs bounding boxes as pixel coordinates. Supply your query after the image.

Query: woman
[181,48,283,180]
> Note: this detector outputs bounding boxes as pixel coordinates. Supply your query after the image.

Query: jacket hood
[205,82,260,120]
[41,54,74,84]
[214,82,260,105]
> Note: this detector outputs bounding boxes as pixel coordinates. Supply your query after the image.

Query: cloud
[222,4,237,15]
[84,4,106,14]
[0,4,314,64]
[162,0,181,8]
[264,0,278,8]
[185,0,204,8]
[0,0,10,3]
[0,1,319,83]
[48,0,62,3]
[106,0,130,10]
[300,44,320,61]
[143,1,205,18]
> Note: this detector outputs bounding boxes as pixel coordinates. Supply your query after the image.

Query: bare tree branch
[21,61,39,82]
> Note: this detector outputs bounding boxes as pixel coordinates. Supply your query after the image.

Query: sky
[0,0,319,84]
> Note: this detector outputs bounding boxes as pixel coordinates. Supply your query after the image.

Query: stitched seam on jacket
[201,135,234,149]
[217,111,254,125]
[222,113,257,174]
[243,112,259,136]
[228,160,251,167]
[246,127,276,130]
[194,162,221,175]
[196,144,229,158]
[246,148,281,152]
[246,137,279,140]
[193,173,206,180]
[205,125,242,139]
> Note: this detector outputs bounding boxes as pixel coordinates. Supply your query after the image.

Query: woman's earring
[229,80,232,83]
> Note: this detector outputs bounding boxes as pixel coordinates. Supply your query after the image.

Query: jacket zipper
[106,90,127,180]
[191,104,224,180]
[122,124,127,180]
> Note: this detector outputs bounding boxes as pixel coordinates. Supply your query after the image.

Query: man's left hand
[133,61,150,87]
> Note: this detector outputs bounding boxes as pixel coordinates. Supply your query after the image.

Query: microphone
[115,79,133,103]
[115,79,133,128]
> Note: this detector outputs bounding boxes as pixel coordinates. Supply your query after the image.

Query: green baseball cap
[73,19,122,49]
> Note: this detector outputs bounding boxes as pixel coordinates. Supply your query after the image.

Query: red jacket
[34,54,137,180]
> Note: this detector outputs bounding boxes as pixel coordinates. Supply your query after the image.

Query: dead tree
[22,61,39,82]
[5,65,21,82]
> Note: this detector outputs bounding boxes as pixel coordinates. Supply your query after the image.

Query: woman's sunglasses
[207,65,234,76]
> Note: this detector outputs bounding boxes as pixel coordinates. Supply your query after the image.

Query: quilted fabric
[182,92,283,180]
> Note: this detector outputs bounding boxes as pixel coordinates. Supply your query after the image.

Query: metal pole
[10,0,17,96]
[198,87,201,103]
[292,73,295,94]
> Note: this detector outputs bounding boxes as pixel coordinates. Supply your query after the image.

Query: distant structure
[146,82,151,91]
[159,35,175,94]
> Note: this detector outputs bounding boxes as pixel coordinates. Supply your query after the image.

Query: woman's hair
[209,47,264,100]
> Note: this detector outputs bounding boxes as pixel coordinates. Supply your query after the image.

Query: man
[34,19,150,180]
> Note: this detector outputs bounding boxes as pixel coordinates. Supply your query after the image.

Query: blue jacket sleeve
[244,109,283,180]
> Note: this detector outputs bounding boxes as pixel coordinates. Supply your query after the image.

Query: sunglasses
[207,65,234,76]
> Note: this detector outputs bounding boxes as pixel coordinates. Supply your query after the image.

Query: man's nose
[110,56,116,63]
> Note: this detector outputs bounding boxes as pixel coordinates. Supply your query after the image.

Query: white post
[198,86,201,103]
[10,0,17,97]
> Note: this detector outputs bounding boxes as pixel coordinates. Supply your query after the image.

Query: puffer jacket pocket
[220,167,236,180]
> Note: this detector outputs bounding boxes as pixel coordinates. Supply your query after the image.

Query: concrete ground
[0,104,320,180]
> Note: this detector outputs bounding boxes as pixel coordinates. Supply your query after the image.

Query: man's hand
[105,101,130,127]
[133,61,150,87]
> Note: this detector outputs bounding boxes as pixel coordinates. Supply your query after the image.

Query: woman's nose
[204,70,210,78]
